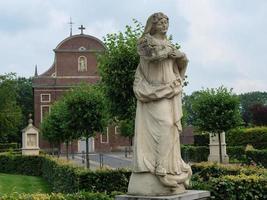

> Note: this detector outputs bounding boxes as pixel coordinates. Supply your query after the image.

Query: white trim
[115,126,120,135]
[40,93,51,103]
[35,89,67,92]
[40,105,51,123]
[100,127,109,143]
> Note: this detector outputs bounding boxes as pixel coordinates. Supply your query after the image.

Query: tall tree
[41,100,70,156]
[98,20,143,140]
[239,91,267,125]
[64,84,107,168]
[250,103,267,126]
[191,86,242,163]
[0,73,22,143]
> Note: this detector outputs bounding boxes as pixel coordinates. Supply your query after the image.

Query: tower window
[78,56,87,72]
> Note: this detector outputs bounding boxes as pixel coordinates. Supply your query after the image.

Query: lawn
[0,173,51,195]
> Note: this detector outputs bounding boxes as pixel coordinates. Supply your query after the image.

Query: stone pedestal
[208,132,229,163]
[116,190,210,200]
[21,114,40,156]
[128,173,186,196]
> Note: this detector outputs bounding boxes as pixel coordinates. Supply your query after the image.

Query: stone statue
[128,12,192,196]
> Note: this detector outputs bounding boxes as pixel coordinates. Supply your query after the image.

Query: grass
[0,173,51,195]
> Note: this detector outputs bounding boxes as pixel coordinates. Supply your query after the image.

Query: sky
[0,0,266,95]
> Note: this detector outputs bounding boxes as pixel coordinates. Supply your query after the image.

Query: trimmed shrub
[209,175,267,200]
[191,162,266,181]
[0,155,42,176]
[0,143,18,150]
[181,145,209,162]
[246,149,267,167]
[227,146,246,161]
[227,127,267,149]
[0,192,112,200]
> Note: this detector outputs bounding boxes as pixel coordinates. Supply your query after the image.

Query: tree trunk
[86,137,90,168]
[58,142,61,158]
[218,132,223,163]
[66,141,69,160]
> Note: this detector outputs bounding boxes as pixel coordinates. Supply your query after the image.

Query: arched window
[78,56,87,72]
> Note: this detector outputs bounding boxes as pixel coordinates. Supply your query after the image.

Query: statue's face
[154,18,169,35]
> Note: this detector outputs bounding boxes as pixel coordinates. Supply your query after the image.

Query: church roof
[55,34,106,52]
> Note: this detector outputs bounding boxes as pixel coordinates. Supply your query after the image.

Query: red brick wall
[94,125,131,152]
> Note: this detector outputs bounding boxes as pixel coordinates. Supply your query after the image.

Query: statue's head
[144,12,169,36]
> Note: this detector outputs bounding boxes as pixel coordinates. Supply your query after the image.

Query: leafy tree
[98,20,143,141]
[0,73,22,143]
[250,103,267,126]
[191,86,242,163]
[15,77,33,129]
[41,100,71,157]
[239,92,267,125]
[64,84,107,168]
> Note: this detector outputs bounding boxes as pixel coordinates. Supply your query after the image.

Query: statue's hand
[170,78,182,89]
[168,50,185,59]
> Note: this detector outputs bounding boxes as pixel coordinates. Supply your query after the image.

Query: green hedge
[0,155,130,194]
[0,155,43,176]
[0,192,112,200]
[192,174,267,200]
[227,127,267,149]
[191,162,266,181]
[1,155,266,199]
[181,145,209,162]
[0,143,18,150]
[246,149,267,167]
[227,146,246,161]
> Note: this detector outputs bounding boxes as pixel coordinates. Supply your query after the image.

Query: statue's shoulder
[138,34,157,47]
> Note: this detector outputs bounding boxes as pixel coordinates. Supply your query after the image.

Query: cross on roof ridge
[78,25,85,35]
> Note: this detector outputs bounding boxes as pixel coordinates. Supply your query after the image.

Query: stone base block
[208,154,229,164]
[128,173,186,196]
[116,190,210,200]
[22,148,40,155]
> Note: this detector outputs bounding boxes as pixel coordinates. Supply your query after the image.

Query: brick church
[32,26,130,153]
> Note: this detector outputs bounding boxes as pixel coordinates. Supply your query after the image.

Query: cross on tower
[78,25,85,34]
[68,17,74,36]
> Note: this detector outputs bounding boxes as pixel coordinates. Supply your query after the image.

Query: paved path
[59,152,133,170]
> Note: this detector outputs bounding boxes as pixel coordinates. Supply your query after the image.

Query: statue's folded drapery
[132,34,191,181]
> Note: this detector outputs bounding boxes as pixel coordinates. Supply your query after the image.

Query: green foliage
[226,126,267,149]
[239,91,267,125]
[0,155,43,176]
[191,162,266,180]
[246,149,267,167]
[191,87,242,133]
[181,145,209,162]
[14,77,34,132]
[0,192,112,200]
[0,143,18,150]
[227,146,246,161]
[64,84,107,138]
[0,155,130,194]
[98,20,143,131]
[208,175,267,200]
[41,100,69,147]
[0,73,22,143]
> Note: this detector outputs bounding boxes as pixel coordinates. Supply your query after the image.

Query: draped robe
[132,34,191,179]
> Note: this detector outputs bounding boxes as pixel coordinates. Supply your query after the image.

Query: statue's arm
[133,67,182,102]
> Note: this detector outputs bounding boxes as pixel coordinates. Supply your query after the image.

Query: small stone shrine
[21,114,40,155]
[208,132,229,163]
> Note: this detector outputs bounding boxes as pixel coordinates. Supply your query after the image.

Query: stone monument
[21,114,40,155]
[116,12,210,200]
[208,132,229,163]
